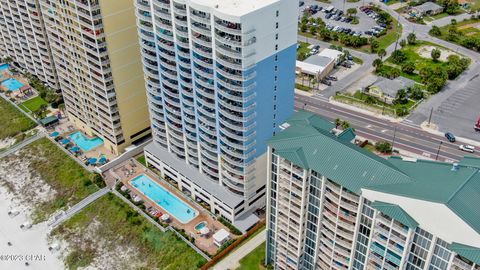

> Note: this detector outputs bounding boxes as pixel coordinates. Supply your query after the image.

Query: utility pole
[435,141,443,160]
[427,107,433,125]
[391,125,397,151]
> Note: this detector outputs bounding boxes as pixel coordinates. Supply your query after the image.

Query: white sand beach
[0,187,64,270]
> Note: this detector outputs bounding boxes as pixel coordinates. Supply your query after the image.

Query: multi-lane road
[295,94,480,162]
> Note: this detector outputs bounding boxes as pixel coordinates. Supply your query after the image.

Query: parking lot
[299,0,386,38]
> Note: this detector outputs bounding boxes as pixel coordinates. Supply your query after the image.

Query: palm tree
[335,118,341,129]
[341,120,350,129]
[377,48,386,60]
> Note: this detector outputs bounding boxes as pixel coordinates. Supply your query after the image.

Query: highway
[295,94,480,162]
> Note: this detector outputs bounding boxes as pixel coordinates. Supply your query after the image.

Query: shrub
[375,141,392,153]
[391,50,407,64]
[218,217,242,235]
[90,173,106,188]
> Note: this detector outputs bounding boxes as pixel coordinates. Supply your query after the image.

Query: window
[275,44,278,51]
[275,76,278,81]
[275,33,278,40]
[274,86,277,91]
[274,104,276,110]
[275,22,278,29]
[274,95,277,101]
[275,55,278,61]
[276,10,279,17]
[275,66,278,71]
[273,113,276,119]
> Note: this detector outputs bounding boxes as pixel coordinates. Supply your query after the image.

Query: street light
[391,125,397,152]
[435,141,443,160]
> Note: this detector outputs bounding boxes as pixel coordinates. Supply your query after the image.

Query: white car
[459,145,475,153]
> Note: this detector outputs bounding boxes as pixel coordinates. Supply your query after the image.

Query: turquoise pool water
[0,63,9,71]
[69,131,103,151]
[131,174,198,224]
[195,221,207,231]
[1,78,24,91]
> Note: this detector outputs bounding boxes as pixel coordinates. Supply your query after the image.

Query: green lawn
[0,96,37,140]
[385,0,400,6]
[377,17,403,51]
[295,83,311,92]
[53,194,207,270]
[432,18,480,51]
[236,242,267,270]
[17,138,99,223]
[297,41,311,60]
[136,155,147,166]
[19,96,48,112]
[424,12,450,22]
[384,41,453,83]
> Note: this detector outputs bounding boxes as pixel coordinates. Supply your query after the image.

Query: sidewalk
[212,229,266,270]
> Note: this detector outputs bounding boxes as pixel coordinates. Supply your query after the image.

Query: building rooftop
[317,48,343,61]
[304,55,335,67]
[190,0,279,16]
[413,1,443,13]
[269,111,480,234]
[371,201,419,228]
[449,242,480,265]
[370,76,416,98]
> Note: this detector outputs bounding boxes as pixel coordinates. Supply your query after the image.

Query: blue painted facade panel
[252,43,296,158]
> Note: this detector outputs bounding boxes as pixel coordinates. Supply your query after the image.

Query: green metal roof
[269,111,480,235]
[371,201,419,228]
[449,242,480,265]
[337,128,356,142]
[460,156,480,169]
[369,157,480,234]
[39,115,58,126]
[268,111,413,194]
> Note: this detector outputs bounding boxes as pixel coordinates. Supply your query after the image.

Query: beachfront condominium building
[0,0,58,89]
[266,111,480,270]
[37,0,151,154]
[135,0,297,229]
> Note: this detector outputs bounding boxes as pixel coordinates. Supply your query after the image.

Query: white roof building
[213,229,230,246]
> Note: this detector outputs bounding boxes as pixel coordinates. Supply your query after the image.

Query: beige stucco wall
[99,0,150,153]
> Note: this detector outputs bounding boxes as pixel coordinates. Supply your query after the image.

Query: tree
[341,120,350,130]
[429,25,442,36]
[431,48,441,62]
[347,8,357,15]
[399,39,407,48]
[401,61,415,74]
[407,32,417,45]
[335,118,341,129]
[391,50,407,64]
[309,26,317,36]
[407,85,424,100]
[300,23,307,33]
[373,58,383,71]
[375,141,392,154]
[377,48,386,60]
[393,89,408,104]
[451,18,457,25]
[370,39,379,53]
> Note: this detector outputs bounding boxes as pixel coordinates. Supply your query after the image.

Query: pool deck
[111,159,235,255]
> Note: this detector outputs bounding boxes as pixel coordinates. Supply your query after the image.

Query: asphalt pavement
[299,0,480,142]
[295,94,480,162]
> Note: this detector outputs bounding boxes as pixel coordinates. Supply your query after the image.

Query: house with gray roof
[366,76,416,104]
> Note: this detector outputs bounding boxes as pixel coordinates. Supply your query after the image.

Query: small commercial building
[213,229,230,247]
[411,2,444,16]
[295,48,343,80]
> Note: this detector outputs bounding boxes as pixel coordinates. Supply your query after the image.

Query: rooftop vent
[451,163,460,171]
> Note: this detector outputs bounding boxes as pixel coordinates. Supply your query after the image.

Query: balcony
[190,11,210,24]
[218,98,255,114]
[216,66,256,82]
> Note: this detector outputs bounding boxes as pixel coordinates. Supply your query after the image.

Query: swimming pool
[1,78,24,91]
[131,174,198,224]
[0,63,9,72]
[69,131,104,151]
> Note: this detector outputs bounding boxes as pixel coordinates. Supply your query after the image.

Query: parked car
[459,145,475,153]
[299,1,304,6]
[445,132,456,142]
[321,79,332,86]
[326,75,338,81]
